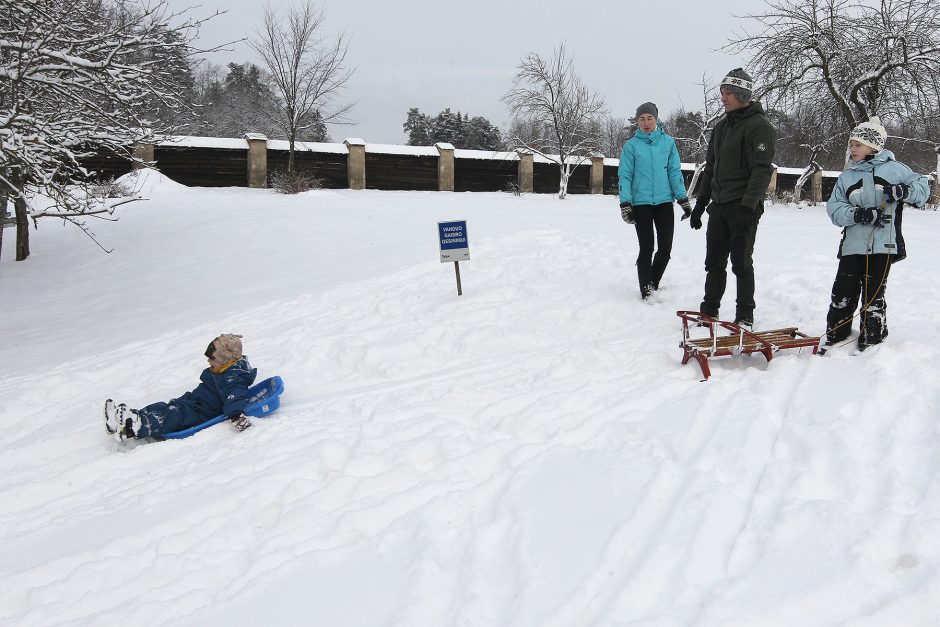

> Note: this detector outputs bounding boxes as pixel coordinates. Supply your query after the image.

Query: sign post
[438,220,469,296]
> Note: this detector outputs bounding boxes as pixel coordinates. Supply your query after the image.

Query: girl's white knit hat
[849,116,887,151]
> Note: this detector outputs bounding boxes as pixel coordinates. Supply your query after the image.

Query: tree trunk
[288,136,296,173]
[8,168,30,261]
[558,163,569,200]
[0,189,6,263]
[15,194,30,261]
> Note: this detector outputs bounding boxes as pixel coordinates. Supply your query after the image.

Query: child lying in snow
[104,334,256,441]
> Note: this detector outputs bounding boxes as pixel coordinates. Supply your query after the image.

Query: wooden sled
[677,311,820,380]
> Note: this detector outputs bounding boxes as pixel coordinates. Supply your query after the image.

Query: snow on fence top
[364,143,439,157]
[154,136,351,154]
[146,135,721,170]
[155,135,250,150]
[775,165,844,178]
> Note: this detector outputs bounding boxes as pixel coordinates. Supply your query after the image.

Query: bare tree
[724,0,940,130]
[599,115,630,160]
[502,44,605,199]
[250,1,354,173]
[672,77,725,198]
[0,0,213,260]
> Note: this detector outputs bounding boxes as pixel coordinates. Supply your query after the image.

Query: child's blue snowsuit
[135,358,257,438]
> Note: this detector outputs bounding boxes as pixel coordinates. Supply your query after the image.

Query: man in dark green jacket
[685,68,776,328]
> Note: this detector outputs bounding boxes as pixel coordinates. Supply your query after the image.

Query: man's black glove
[853,206,891,227]
[883,183,909,203]
[620,202,634,224]
[688,202,706,230]
[677,198,692,220]
[230,413,251,432]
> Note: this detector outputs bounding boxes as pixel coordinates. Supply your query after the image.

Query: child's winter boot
[104,399,122,436]
[111,403,142,442]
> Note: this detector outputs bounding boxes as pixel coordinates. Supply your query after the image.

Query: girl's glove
[883,183,909,203]
[853,206,890,227]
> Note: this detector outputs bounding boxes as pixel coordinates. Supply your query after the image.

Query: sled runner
[677,311,820,380]
[161,376,285,439]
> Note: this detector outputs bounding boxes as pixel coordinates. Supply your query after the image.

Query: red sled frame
[677,311,820,380]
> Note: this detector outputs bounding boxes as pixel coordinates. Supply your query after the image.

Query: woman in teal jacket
[618,102,692,299]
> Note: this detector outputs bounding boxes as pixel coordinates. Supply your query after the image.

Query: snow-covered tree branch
[724,0,940,130]
[0,0,212,260]
[502,44,605,199]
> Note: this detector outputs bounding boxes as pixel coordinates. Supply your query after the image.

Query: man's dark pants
[700,200,761,322]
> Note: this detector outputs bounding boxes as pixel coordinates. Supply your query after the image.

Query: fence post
[245,133,268,188]
[132,142,154,170]
[344,138,366,190]
[436,142,455,192]
[811,169,823,203]
[590,154,604,194]
[934,146,940,205]
[517,150,533,193]
[767,165,778,198]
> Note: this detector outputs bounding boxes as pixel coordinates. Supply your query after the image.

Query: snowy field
[2,173,939,626]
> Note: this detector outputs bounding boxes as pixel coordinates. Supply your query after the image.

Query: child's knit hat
[206,334,243,363]
[849,116,887,151]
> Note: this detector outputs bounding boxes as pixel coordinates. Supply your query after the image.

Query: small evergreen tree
[403,108,433,145]
[464,116,503,151]
[402,107,503,149]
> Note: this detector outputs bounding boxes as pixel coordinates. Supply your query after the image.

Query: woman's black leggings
[632,202,674,297]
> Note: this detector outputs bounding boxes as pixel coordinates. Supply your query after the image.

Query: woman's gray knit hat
[720,68,754,102]
[635,102,658,119]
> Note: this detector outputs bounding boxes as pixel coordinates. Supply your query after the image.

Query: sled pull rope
[822,198,891,342]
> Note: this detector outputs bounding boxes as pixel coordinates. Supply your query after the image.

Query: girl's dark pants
[826,253,891,346]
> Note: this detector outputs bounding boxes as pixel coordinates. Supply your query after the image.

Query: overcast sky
[166,0,760,145]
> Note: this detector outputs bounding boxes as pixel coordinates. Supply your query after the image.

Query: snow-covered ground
[2,173,939,626]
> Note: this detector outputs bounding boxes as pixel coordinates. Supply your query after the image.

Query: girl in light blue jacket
[824,116,930,351]
[618,102,691,299]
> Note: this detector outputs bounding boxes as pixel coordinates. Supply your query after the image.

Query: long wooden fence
[83,135,936,204]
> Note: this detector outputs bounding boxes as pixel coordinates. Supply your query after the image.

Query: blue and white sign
[438,220,469,262]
